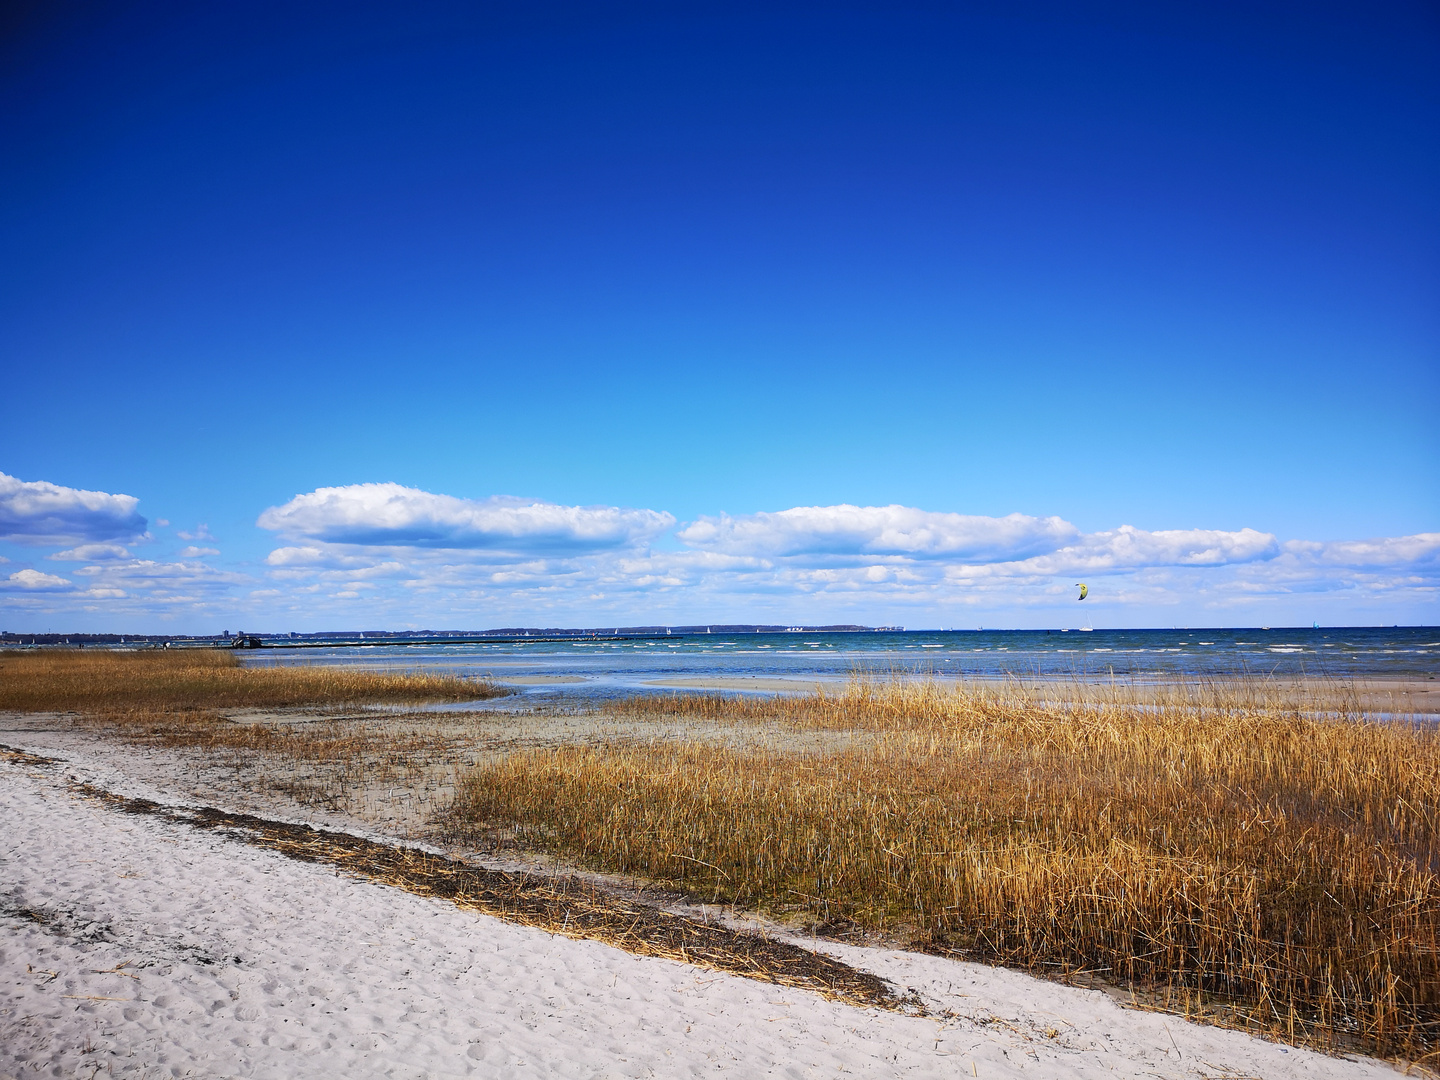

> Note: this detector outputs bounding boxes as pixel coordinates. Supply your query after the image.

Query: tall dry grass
[617,673,1379,728]
[0,650,506,810]
[447,678,1440,1058]
[0,647,502,712]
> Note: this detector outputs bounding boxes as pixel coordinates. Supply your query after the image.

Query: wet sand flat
[643,675,842,692]
[494,674,589,685]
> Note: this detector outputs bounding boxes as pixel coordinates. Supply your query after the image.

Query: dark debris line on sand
[0,744,907,1013]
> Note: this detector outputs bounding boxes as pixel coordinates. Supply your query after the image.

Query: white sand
[1,745,1398,1079]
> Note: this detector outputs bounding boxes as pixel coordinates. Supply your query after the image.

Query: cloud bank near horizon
[1,474,1435,627]
[239,485,1437,626]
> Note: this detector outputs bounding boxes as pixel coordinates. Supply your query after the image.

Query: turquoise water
[239,626,1438,703]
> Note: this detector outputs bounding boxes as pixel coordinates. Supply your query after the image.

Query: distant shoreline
[3,624,1435,650]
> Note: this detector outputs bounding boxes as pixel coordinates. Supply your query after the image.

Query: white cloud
[258,483,675,553]
[273,561,409,584]
[240,495,1435,626]
[70,559,247,592]
[1084,526,1279,567]
[673,507,1279,576]
[0,554,257,623]
[678,505,1077,561]
[1013,526,1280,575]
[0,472,147,546]
[1282,533,1440,568]
[6,569,73,591]
[265,545,389,569]
[177,524,215,542]
[3,480,1434,628]
[48,543,133,561]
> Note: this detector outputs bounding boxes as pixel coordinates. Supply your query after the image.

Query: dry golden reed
[0,647,500,713]
[0,649,506,798]
[448,678,1440,1057]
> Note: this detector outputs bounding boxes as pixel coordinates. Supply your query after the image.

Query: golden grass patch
[0,649,508,809]
[0,647,500,713]
[11,652,1438,1059]
[446,679,1440,1057]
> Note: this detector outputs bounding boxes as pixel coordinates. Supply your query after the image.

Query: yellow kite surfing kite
[1076,583,1088,600]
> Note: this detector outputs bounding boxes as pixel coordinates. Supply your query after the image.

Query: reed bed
[618,673,1378,729]
[447,678,1440,1058]
[10,654,1437,1057]
[0,649,507,811]
[0,648,502,713]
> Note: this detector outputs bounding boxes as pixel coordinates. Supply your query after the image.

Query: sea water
[238,626,1439,704]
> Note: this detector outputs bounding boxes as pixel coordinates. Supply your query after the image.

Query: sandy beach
[2,713,1404,1079]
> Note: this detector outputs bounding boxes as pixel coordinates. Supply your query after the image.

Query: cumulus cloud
[4,480,1433,627]
[258,483,674,553]
[672,506,1278,575]
[240,493,1435,625]
[177,524,215,542]
[1282,533,1440,568]
[272,558,409,584]
[6,569,73,590]
[265,546,394,569]
[678,506,1078,561]
[71,559,246,590]
[0,554,257,620]
[0,472,147,546]
[1015,526,1280,575]
[48,543,133,561]
[48,558,251,610]
[1083,526,1278,567]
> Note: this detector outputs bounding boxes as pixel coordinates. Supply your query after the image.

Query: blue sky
[1,1,1436,631]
